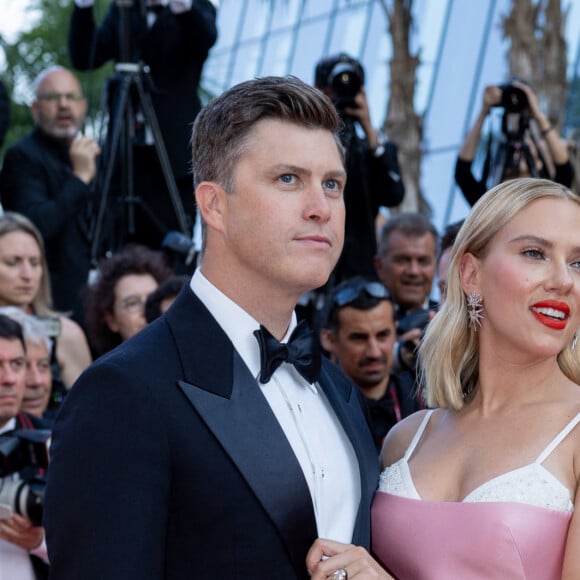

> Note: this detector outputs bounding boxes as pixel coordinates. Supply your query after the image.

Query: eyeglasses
[116,295,146,314]
[332,281,390,307]
[37,92,85,103]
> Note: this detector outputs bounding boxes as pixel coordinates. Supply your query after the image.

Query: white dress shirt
[191,269,360,542]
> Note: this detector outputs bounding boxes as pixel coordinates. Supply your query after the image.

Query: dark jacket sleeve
[454,157,487,206]
[44,360,171,579]
[0,139,91,241]
[0,81,10,150]
[366,141,405,209]
[68,4,119,70]
[553,159,575,189]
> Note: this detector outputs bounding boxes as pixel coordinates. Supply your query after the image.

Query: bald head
[31,66,87,142]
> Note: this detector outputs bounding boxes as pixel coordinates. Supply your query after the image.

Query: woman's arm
[561,442,580,579]
[55,316,92,387]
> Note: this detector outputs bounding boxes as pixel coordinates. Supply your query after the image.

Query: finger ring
[330,569,348,580]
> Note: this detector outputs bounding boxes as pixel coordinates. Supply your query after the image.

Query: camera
[499,84,529,113]
[327,61,363,110]
[0,429,51,526]
[396,308,431,373]
[396,308,431,337]
[495,84,530,143]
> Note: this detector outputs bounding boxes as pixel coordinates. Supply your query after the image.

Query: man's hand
[343,87,375,142]
[307,538,394,579]
[69,135,101,184]
[483,85,502,112]
[0,514,44,551]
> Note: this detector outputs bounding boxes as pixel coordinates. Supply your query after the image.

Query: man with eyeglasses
[0,66,101,322]
[319,277,420,450]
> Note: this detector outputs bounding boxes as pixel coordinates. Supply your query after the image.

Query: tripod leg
[134,75,190,235]
[90,75,134,262]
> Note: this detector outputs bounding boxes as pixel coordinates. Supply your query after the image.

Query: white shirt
[191,269,360,542]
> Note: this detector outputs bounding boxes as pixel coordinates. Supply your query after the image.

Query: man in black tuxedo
[44,76,379,579]
[68,0,218,251]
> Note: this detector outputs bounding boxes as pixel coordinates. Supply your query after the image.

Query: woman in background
[83,244,172,357]
[0,212,91,391]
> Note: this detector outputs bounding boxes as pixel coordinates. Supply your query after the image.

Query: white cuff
[74,0,94,7]
[169,0,193,13]
[29,535,49,563]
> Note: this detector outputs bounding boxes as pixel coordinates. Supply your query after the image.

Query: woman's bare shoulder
[380,409,435,469]
[58,315,87,340]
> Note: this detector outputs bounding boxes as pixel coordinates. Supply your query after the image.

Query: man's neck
[358,380,389,400]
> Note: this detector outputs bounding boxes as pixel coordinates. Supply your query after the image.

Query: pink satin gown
[371,410,578,579]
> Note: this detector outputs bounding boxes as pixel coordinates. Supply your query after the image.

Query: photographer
[455,81,574,206]
[314,53,405,284]
[319,277,422,450]
[0,314,50,580]
[68,0,218,250]
[374,212,438,392]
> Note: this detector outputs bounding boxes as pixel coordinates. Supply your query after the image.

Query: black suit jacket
[0,127,93,316]
[44,287,379,579]
[68,1,217,178]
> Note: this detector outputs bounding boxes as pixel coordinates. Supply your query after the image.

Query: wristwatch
[372,132,387,157]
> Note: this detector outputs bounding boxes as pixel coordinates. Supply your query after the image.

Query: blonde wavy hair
[419,178,580,410]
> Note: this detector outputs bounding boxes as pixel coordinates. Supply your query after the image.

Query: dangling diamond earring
[467,291,484,331]
[572,333,578,350]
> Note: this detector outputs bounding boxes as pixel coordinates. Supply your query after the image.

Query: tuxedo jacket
[0,127,92,316]
[44,287,379,579]
[68,1,217,178]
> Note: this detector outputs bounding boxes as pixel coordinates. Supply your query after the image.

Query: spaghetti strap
[404,410,435,461]
[536,411,580,464]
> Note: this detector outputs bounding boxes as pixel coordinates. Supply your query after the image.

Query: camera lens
[500,85,528,112]
[328,62,362,109]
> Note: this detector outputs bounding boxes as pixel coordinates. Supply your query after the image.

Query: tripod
[487,110,546,188]
[90,0,189,263]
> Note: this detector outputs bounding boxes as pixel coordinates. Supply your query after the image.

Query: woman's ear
[459,252,481,295]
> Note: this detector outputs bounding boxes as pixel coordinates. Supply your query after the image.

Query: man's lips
[530,300,570,330]
[295,235,331,247]
[0,395,18,404]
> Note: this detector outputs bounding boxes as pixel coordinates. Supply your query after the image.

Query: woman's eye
[523,248,543,259]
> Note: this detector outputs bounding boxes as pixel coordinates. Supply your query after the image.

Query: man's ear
[195,181,226,234]
[459,252,481,295]
[320,329,337,355]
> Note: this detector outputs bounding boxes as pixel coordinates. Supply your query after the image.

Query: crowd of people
[0,2,579,578]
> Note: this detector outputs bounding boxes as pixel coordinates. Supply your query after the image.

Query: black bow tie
[254,320,321,385]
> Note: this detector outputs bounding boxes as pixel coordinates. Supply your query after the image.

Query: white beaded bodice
[378,410,580,513]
